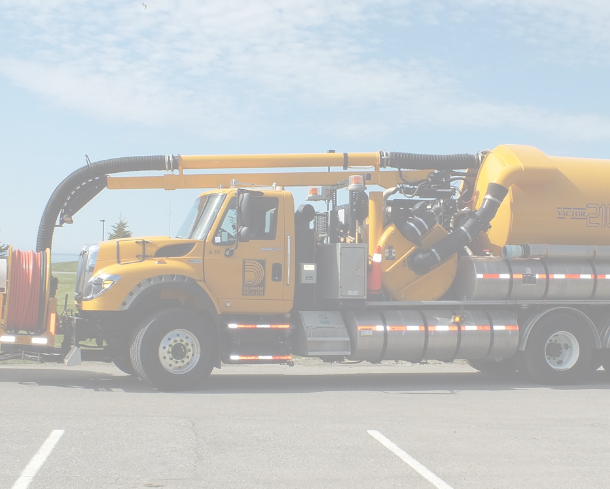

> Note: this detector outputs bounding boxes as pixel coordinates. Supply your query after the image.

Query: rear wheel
[523,313,594,384]
[467,356,519,376]
[130,308,216,391]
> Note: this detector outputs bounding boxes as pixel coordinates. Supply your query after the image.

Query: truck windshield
[175,194,226,240]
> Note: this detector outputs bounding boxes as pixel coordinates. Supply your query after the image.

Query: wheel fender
[121,275,222,368]
[518,307,602,351]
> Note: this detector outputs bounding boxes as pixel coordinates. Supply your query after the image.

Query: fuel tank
[342,309,519,362]
[472,145,610,256]
[455,255,610,300]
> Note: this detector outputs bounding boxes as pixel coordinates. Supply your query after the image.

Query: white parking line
[367,430,453,489]
[12,430,65,489]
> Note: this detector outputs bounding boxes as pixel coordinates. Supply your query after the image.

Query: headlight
[82,274,121,300]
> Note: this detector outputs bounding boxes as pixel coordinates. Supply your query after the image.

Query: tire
[113,355,137,376]
[130,308,216,391]
[523,312,594,385]
[467,356,519,376]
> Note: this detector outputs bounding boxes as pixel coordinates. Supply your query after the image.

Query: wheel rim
[158,329,201,374]
[544,330,580,371]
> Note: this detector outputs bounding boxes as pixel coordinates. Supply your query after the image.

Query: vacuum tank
[472,145,610,256]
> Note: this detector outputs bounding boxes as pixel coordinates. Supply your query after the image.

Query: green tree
[0,229,9,256]
[108,217,133,239]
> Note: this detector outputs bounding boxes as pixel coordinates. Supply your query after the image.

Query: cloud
[1,0,609,141]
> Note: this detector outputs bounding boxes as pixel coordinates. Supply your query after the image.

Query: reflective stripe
[462,325,490,331]
[230,355,292,361]
[493,325,519,331]
[358,325,384,331]
[228,324,290,329]
[598,275,610,279]
[429,325,458,331]
[373,253,382,263]
[476,273,593,280]
[387,325,425,331]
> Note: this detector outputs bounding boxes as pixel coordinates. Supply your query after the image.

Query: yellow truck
[2,144,610,390]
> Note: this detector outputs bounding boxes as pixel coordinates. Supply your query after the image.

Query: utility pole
[169,201,172,236]
[100,219,105,241]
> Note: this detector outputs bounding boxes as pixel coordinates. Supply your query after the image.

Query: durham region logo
[243,259,266,296]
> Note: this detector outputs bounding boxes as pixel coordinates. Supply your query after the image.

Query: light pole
[100,220,105,241]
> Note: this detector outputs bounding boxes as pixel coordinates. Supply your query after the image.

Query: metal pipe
[502,244,610,261]
[409,183,509,275]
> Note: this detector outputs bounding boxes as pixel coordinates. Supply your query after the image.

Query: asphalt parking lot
[0,360,608,489]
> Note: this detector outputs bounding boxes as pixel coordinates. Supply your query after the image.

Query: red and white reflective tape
[229,355,292,361]
[492,325,519,331]
[428,325,459,331]
[461,325,491,331]
[228,323,290,329]
[358,324,517,332]
[476,273,510,279]
[358,325,386,331]
[388,325,425,331]
[477,273,599,280]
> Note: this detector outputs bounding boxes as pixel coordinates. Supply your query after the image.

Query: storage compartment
[316,244,367,300]
[296,311,351,356]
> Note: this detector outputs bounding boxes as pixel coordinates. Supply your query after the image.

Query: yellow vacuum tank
[472,144,610,256]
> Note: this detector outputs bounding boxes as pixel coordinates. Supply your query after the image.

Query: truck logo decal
[243,259,266,296]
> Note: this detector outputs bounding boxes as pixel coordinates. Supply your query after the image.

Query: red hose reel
[4,249,46,333]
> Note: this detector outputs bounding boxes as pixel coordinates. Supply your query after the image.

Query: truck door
[204,191,293,315]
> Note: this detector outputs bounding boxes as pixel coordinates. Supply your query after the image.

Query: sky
[1,0,610,257]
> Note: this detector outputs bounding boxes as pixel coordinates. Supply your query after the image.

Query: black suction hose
[36,155,177,252]
[408,182,509,275]
[383,152,479,171]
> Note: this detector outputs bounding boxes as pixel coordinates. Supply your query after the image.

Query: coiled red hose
[5,250,43,332]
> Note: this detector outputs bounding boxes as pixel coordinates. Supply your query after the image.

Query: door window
[213,198,237,246]
[249,197,279,240]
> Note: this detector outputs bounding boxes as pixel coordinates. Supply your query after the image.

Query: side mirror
[239,191,264,228]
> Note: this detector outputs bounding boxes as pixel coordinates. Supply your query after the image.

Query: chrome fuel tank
[455,255,610,301]
[343,309,519,363]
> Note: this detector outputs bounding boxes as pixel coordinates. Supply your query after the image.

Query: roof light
[348,175,366,191]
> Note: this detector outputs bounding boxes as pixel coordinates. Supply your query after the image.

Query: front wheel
[523,313,594,385]
[130,308,216,391]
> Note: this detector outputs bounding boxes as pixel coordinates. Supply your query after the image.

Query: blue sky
[1,0,609,255]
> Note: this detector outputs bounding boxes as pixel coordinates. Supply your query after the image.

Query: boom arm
[36,150,480,253]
